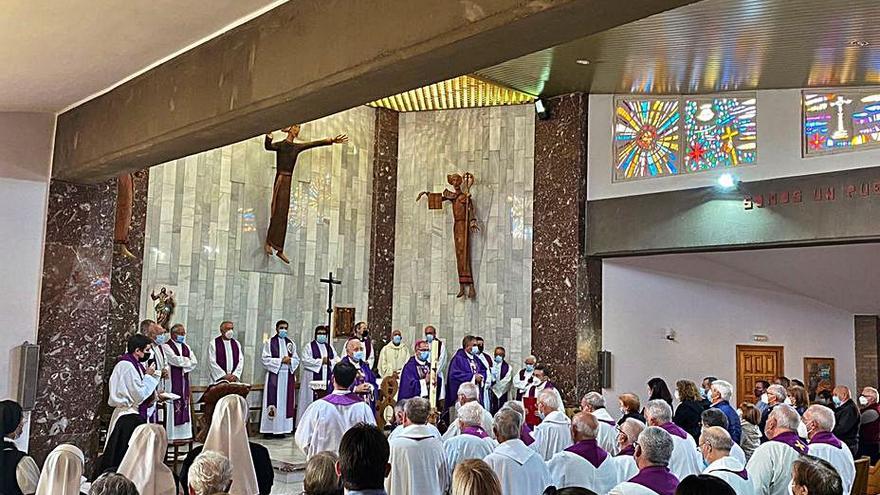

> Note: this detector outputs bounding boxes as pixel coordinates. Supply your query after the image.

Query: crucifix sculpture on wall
[417,172,479,299]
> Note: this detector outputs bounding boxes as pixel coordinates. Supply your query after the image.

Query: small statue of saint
[263,125,348,264]
[417,173,479,298]
[150,287,176,329]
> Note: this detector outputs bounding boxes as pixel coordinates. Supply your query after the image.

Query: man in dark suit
[832,385,860,456]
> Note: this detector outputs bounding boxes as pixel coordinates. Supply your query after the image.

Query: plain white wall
[588,89,880,200]
[0,112,54,450]
[601,258,856,413]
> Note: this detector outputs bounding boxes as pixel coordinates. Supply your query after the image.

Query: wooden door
[736,345,784,406]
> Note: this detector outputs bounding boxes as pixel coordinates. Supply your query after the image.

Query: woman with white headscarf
[36,444,87,495]
[117,424,177,495]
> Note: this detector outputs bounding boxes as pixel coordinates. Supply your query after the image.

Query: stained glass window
[684,97,757,172]
[614,99,680,181]
[803,90,880,155]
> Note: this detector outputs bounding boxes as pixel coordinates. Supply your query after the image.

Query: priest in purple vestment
[351,321,375,369]
[260,320,300,436]
[337,337,378,413]
[207,320,243,383]
[445,335,488,412]
[609,426,680,495]
[162,324,198,441]
[399,340,442,401]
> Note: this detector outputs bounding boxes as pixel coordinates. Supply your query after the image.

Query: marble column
[855,315,880,392]
[531,93,601,406]
[31,179,117,465]
[367,108,399,344]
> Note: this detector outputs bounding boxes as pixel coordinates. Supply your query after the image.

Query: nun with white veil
[202,394,260,495]
[116,424,176,495]
[36,444,87,495]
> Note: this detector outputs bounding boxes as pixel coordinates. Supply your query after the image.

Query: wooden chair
[854,456,870,495]
[866,457,880,495]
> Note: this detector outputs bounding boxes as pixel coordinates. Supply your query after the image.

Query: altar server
[530,388,572,461]
[643,399,702,480]
[489,347,513,415]
[297,325,338,424]
[746,405,808,495]
[260,320,300,436]
[162,323,198,440]
[548,411,627,493]
[207,321,244,383]
[443,401,496,478]
[107,334,159,441]
[512,355,537,400]
[140,319,168,423]
[446,336,488,411]
[804,404,855,493]
[399,340,442,401]
[699,426,753,495]
[442,382,494,440]
[387,397,449,495]
[582,391,621,454]
[523,364,556,400]
[423,326,448,402]
[485,407,552,495]
[608,426,680,495]
[473,336,495,411]
[339,337,378,412]
[295,361,376,458]
[378,329,410,378]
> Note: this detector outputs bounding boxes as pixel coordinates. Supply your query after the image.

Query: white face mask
[784,397,793,406]
[674,390,680,402]
[860,396,869,406]
[224,330,234,339]
[761,393,769,404]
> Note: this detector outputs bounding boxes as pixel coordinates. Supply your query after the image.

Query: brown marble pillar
[531,93,602,406]
[367,108,399,345]
[31,179,117,465]
[855,315,880,392]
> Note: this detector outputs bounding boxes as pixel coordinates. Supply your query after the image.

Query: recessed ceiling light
[849,39,870,47]
[575,59,591,66]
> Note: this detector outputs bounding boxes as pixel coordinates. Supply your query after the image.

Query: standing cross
[320,272,342,340]
[829,95,853,139]
[720,126,740,165]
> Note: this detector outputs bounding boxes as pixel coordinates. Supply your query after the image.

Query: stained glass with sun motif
[684,97,757,172]
[614,99,680,181]
[803,91,880,155]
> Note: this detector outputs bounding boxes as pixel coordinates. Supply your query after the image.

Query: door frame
[735,345,784,406]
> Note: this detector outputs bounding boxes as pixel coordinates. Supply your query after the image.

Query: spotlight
[535,98,550,120]
[716,173,739,191]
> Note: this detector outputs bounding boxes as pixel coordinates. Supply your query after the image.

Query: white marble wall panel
[393,106,534,366]
[141,107,375,385]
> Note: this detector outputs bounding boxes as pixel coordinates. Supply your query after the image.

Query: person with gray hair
[698,426,754,495]
[188,450,233,495]
[608,426,679,495]
[444,401,496,479]
[581,392,619,453]
[503,400,536,446]
[790,455,844,495]
[89,473,139,495]
[759,384,788,441]
[388,398,440,441]
[804,404,855,493]
[747,405,808,495]
[548,412,626,493]
[485,407,552,495]
[386,397,449,494]
[707,380,741,444]
[531,388,573,461]
[700,408,747,464]
[443,382,495,440]
[513,355,538,400]
[643,399,702,479]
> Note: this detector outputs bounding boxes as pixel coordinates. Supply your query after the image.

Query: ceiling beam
[52,0,702,181]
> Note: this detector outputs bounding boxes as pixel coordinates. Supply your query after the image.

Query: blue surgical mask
[175,335,186,344]
[155,334,168,345]
[537,409,546,420]
[495,355,503,363]
[425,334,435,343]
[316,334,328,344]
[471,346,480,356]
[353,351,365,362]
[419,351,430,362]
[832,396,842,407]
[393,335,402,345]
[525,364,535,373]
[702,457,710,469]
[278,330,288,339]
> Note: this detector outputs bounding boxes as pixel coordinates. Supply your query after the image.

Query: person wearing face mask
[351,321,375,369]
[339,337,379,412]
[707,380,741,444]
[446,336,489,412]
[858,386,880,463]
[524,364,556,400]
[378,329,410,379]
[443,382,496,440]
[608,426,680,495]
[472,337,495,411]
[260,320,300,437]
[513,355,537,400]
[547,411,626,493]
[207,320,244,383]
[613,418,645,478]
[753,380,770,414]
[758,384,787,442]
[803,404,855,493]
[530,388,573,461]
[830,385,859,456]
[643,400,703,480]
[581,392,620,454]
[399,340,443,402]
[0,400,40,495]
[698,426,753,495]
[160,323,198,441]
[489,347,513,415]
[671,380,706,445]
[699,377,716,409]
[423,326,448,405]
[746,405,808,495]
[138,319,169,424]
[297,325,339,425]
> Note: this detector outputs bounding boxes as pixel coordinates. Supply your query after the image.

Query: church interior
[3,0,880,494]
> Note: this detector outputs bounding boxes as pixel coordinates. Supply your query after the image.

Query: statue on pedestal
[150,287,176,329]
[417,173,479,299]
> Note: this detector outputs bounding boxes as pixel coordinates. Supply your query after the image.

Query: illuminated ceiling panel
[368,75,533,112]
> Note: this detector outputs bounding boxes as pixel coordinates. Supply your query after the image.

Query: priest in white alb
[804,404,855,493]
[485,407,553,495]
[377,329,410,380]
[297,325,338,424]
[442,382,494,440]
[387,397,449,495]
[206,320,244,383]
[443,401,496,478]
[423,326,448,405]
[699,426,753,495]
[295,361,376,458]
[548,411,628,493]
[746,405,809,495]
[512,355,537,400]
[581,391,620,454]
[162,323,198,441]
[106,334,159,442]
[260,320,300,436]
[489,346,513,415]
[530,388,572,461]
[139,319,169,424]
[643,399,702,479]
[609,426,680,495]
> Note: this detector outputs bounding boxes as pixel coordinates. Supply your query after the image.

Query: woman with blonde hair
[672,380,706,443]
[616,393,645,426]
[116,424,176,495]
[35,444,86,495]
[451,458,502,495]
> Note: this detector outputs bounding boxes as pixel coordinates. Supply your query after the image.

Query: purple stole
[167,343,192,425]
[770,431,809,455]
[628,465,679,495]
[516,370,530,400]
[321,391,364,406]
[810,431,843,449]
[364,338,373,362]
[659,421,688,439]
[309,340,336,382]
[617,444,636,457]
[520,422,535,446]
[565,439,608,468]
[714,466,749,480]
[120,354,153,421]
[461,426,489,439]
[214,336,240,376]
[267,336,297,419]
[399,357,437,401]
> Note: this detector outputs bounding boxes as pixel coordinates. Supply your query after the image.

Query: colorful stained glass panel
[614,99,680,181]
[684,97,757,172]
[803,90,880,155]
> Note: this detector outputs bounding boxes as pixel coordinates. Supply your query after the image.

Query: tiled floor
[252,436,307,494]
